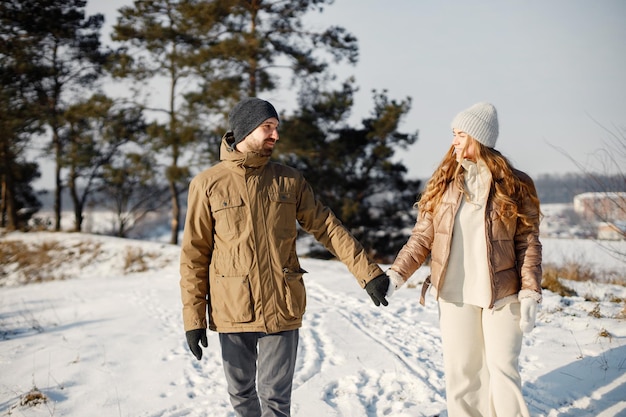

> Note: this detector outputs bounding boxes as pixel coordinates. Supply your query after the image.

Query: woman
[386,102,542,417]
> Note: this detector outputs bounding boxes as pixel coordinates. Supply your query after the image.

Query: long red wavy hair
[417,137,541,227]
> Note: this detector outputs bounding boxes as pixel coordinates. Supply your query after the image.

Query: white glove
[519,297,538,333]
[385,269,405,298]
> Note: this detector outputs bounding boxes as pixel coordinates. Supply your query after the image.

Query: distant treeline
[1,0,421,262]
[534,173,625,204]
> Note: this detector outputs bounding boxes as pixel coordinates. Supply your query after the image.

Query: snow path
[291,261,447,416]
[1,233,625,416]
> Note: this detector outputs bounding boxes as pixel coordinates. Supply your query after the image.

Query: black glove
[365,273,390,307]
[186,329,208,360]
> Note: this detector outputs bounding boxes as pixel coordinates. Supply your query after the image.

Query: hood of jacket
[220,131,271,169]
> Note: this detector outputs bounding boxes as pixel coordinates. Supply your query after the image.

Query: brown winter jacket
[390,169,542,308]
[180,138,383,334]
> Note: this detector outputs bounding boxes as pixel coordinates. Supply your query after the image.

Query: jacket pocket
[212,274,253,323]
[270,191,297,204]
[269,192,297,239]
[210,195,245,237]
[283,268,307,319]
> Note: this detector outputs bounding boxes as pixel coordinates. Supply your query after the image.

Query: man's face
[237,118,279,157]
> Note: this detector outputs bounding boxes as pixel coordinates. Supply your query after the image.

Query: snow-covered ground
[1,231,625,417]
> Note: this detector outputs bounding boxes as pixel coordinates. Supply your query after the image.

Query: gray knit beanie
[228,97,279,148]
[451,102,499,148]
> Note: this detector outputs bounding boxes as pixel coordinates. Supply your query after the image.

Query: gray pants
[219,330,299,417]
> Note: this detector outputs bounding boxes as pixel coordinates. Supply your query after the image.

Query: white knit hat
[451,102,499,148]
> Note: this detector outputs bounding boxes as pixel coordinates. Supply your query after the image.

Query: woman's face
[452,128,476,162]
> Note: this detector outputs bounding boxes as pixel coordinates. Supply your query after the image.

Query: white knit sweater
[438,159,492,308]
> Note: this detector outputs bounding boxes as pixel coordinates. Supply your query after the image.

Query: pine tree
[0,1,46,230]
[111,0,233,244]
[277,83,421,261]
[219,0,358,97]
[110,0,359,244]
[1,0,108,231]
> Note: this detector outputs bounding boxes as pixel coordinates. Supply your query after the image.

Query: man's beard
[258,139,275,156]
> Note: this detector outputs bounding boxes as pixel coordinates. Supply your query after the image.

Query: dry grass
[123,246,160,273]
[1,234,173,286]
[543,259,596,282]
[406,281,420,289]
[541,264,578,297]
[5,385,52,416]
[19,386,48,407]
[542,260,626,317]
[597,328,612,341]
[542,257,626,296]
[588,304,603,318]
[0,239,102,286]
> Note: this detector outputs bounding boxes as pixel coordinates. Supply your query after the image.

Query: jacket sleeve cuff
[518,289,542,304]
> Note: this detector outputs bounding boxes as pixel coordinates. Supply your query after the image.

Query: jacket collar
[461,158,492,204]
[220,134,270,169]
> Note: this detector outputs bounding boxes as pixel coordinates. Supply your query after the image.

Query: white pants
[438,300,530,417]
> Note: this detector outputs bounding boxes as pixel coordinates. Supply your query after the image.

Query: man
[179,97,391,417]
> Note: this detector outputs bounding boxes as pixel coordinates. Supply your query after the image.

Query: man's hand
[365,273,391,307]
[186,329,208,360]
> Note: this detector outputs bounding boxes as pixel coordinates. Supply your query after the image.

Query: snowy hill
[1,231,625,417]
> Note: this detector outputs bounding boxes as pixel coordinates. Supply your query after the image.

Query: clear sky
[79,0,625,183]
